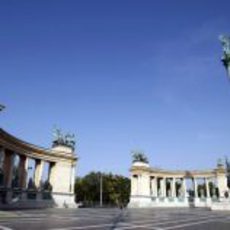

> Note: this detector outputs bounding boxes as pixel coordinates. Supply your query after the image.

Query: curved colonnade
[129,161,229,209]
[0,129,77,208]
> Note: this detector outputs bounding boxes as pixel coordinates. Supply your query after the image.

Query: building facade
[0,128,77,209]
[129,160,230,210]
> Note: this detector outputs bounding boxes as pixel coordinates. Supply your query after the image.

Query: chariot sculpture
[52,127,76,151]
[219,34,230,77]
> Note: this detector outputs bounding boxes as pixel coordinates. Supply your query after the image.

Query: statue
[219,35,230,76]
[0,104,5,112]
[53,127,64,145]
[217,158,224,167]
[219,35,230,55]
[65,133,76,150]
[131,150,149,163]
[52,127,76,150]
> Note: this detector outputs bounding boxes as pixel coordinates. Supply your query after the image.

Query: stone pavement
[0,208,230,230]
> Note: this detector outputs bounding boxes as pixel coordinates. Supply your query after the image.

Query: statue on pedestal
[131,151,149,163]
[219,35,230,77]
[52,127,76,151]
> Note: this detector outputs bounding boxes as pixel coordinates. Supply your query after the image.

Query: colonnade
[132,175,218,199]
[0,128,77,208]
[129,161,228,208]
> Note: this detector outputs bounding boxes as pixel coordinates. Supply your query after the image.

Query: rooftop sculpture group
[131,150,149,164]
[52,128,76,151]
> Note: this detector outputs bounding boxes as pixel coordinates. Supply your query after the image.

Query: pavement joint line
[115,215,226,229]
[113,224,164,230]
[114,227,164,230]
[123,215,219,226]
[0,226,13,230]
[0,212,18,218]
[217,220,230,224]
[49,223,115,230]
[120,216,190,224]
[161,218,218,230]
[152,215,225,226]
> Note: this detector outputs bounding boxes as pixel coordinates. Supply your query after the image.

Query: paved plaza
[0,208,230,230]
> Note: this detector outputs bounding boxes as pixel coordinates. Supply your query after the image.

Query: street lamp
[219,35,230,78]
[99,172,103,207]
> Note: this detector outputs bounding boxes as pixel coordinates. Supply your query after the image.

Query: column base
[211,197,230,211]
[128,195,152,208]
[52,192,77,208]
[128,196,190,208]
[206,197,212,207]
[5,190,13,204]
[194,197,211,207]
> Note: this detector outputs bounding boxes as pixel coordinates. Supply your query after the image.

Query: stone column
[205,177,211,206]
[216,169,228,198]
[48,162,56,191]
[155,177,158,197]
[137,175,141,195]
[3,149,14,203]
[165,178,168,197]
[18,155,28,189]
[183,178,187,197]
[160,177,166,197]
[34,159,44,189]
[171,177,176,197]
[164,177,167,197]
[205,178,210,198]
[193,177,198,198]
[151,177,157,197]
[139,173,151,196]
[0,147,4,169]
[3,149,14,188]
[70,163,75,193]
[131,175,138,196]
[0,147,4,186]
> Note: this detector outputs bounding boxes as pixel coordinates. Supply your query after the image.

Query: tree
[75,172,130,207]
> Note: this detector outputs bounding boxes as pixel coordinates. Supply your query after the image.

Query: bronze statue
[52,127,76,150]
[219,35,230,76]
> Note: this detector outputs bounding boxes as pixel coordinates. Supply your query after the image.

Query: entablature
[0,128,77,163]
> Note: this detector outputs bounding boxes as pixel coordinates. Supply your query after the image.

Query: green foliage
[74,171,130,207]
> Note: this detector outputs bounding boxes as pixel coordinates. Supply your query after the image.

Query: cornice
[0,128,77,162]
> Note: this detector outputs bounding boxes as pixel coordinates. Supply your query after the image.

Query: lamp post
[99,172,103,207]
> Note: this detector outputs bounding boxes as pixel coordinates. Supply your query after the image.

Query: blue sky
[1,0,230,176]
